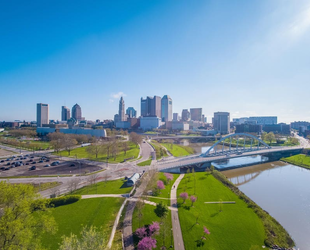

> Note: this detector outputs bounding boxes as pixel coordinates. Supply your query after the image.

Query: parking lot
[0,154,102,177]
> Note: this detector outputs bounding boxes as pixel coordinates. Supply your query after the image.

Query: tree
[111,141,119,160]
[190,195,197,207]
[59,226,107,250]
[129,132,143,147]
[0,182,57,250]
[86,141,103,159]
[154,202,168,218]
[63,135,78,156]
[137,237,157,250]
[157,180,165,191]
[180,192,188,204]
[261,132,267,142]
[136,199,145,227]
[164,173,173,184]
[210,165,215,174]
[265,132,275,146]
[122,141,129,155]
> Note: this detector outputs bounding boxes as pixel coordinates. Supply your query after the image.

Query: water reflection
[212,155,269,170]
[223,162,310,249]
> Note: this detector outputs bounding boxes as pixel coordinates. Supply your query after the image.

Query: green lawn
[137,158,152,166]
[72,178,132,195]
[177,172,265,250]
[160,143,194,157]
[132,204,173,250]
[282,154,310,169]
[56,141,139,163]
[41,197,124,250]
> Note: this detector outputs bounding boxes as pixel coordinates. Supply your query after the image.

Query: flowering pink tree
[203,226,210,235]
[164,173,173,183]
[149,221,160,236]
[180,192,188,203]
[190,195,197,207]
[157,180,165,191]
[135,227,147,239]
[137,237,157,250]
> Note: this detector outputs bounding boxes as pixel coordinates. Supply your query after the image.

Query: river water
[221,159,310,249]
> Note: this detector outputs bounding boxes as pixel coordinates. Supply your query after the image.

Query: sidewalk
[170,174,185,250]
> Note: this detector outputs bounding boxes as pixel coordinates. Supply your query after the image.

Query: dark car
[51,162,58,166]
[29,166,36,170]
[39,160,43,163]
[6,162,11,166]
[70,164,75,167]
[26,163,29,165]
[0,167,5,170]
[30,156,34,158]
[32,161,36,164]
[44,164,50,167]
[45,159,50,162]
[4,167,10,171]
[1,160,4,163]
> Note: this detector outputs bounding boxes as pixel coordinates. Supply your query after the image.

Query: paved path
[171,174,185,250]
[81,194,129,199]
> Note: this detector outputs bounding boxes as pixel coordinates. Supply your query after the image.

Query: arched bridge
[201,133,271,157]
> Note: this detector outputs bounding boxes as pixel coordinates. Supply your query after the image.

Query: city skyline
[1,1,310,123]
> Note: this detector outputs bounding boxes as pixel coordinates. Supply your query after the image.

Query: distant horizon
[1,1,310,123]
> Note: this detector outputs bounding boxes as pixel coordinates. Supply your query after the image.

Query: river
[220,159,310,250]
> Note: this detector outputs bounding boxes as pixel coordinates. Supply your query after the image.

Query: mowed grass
[177,173,265,250]
[150,141,168,160]
[72,178,132,195]
[56,141,139,163]
[132,204,173,250]
[282,154,310,169]
[41,197,124,250]
[137,158,152,166]
[160,143,195,157]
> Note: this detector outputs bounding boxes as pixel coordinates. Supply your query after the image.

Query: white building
[172,121,189,131]
[140,117,162,131]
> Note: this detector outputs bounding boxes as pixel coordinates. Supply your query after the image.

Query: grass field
[137,157,152,166]
[132,204,173,250]
[281,154,310,169]
[160,143,195,157]
[177,172,265,250]
[41,197,124,250]
[56,141,139,163]
[72,178,132,195]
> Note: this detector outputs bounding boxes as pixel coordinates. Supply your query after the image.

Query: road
[293,132,310,148]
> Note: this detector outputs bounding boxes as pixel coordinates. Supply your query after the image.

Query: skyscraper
[37,103,49,127]
[126,107,137,118]
[173,113,179,121]
[181,109,190,121]
[140,96,162,117]
[119,97,125,121]
[61,106,70,121]
[161,95,172,122]
[213,112,230,134]
[190,108,202,121]
[72,104,82,121]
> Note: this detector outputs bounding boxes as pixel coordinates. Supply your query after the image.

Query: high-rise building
[119,97,125,121]
[37,103,49,127]
[190,108,202,121]
[248,116,277,125]
[61,106,70,121]
[181,109,190,121]
[161,95,172,122]
[173,113,179,121]
[213,112,230,134]
[126,107,137,118]
[140,96,162,117]
[72,104,82,121]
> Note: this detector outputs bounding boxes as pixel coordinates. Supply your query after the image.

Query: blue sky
[1,0,310,123]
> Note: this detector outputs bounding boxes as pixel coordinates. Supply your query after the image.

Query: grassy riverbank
[160,143,195,157]
[281,154,310,169]
[177,171,294,249]
[150,141,168,160]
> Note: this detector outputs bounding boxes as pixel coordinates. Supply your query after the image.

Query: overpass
[157,146,302,173]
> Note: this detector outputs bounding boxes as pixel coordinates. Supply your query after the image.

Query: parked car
[0,160,4,163]
[44,164,50,167]
[29,166,36,170]
[45,159,50,162]
[51,162,58,166]
[39,160,43,163]
[32,161,36,164]
[70,164,75,167]
[6,162,11,166]
[26,163,29,165]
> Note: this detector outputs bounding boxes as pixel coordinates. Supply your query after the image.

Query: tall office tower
[37,103,49,127]
[72,103,82,121]
[126,107,137,118]
[161,95,172,122]
[119,97,125,121]
[61,106,70,121]
[181,109,190,121]
[190,108,202,121]
[140,96,162,117]
[202,115,207,123]
[173,113,179,121]
[213,112,230,134]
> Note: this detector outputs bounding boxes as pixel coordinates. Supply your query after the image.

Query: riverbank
[212,170,294,248]
[281,154,310,170]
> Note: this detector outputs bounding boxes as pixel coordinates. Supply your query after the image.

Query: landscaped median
[176,171,294,249]
[281,154,310,170]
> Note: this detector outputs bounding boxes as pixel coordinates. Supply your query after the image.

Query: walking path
[170,174,185,250]
[81,194,129,199]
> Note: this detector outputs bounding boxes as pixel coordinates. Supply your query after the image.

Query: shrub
[48,195,81,207]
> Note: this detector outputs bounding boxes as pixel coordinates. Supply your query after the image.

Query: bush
[48,195,81,207]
